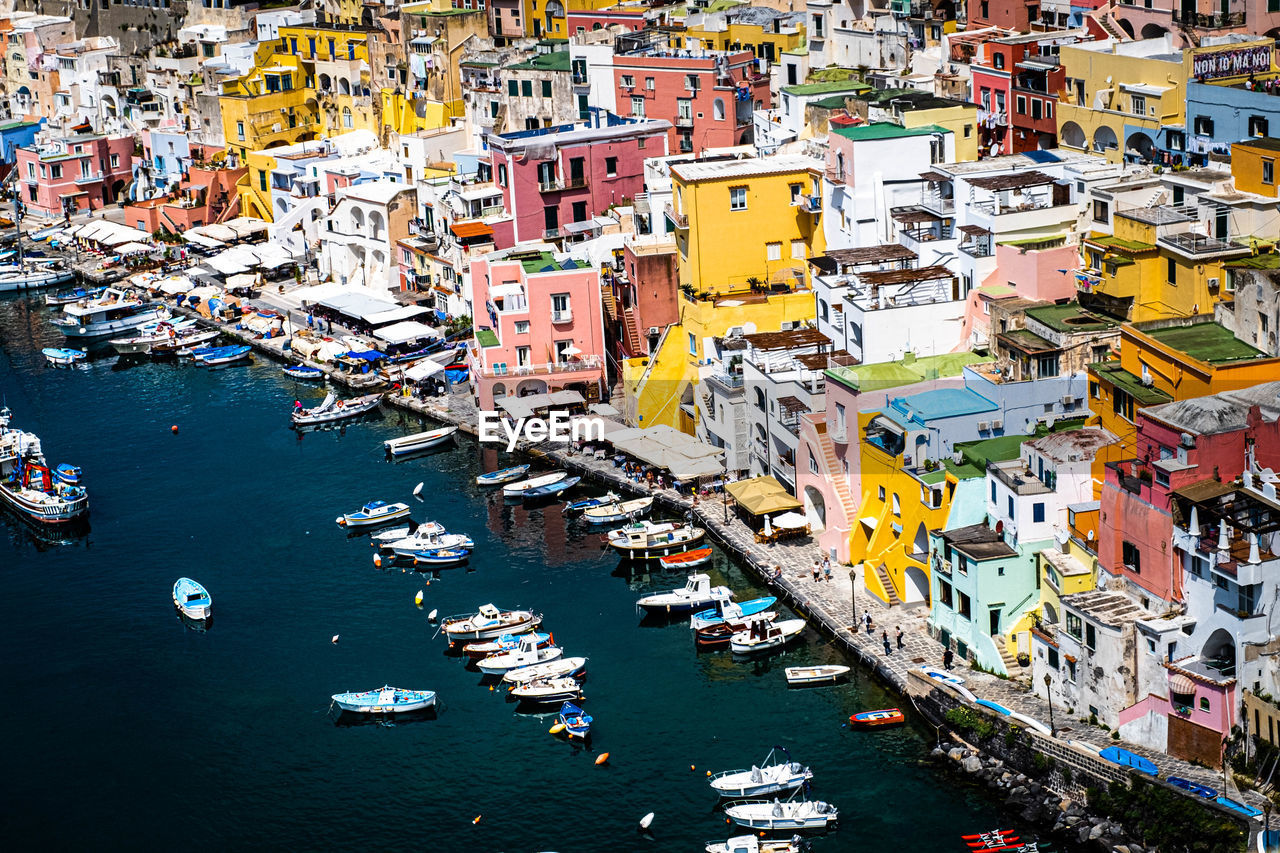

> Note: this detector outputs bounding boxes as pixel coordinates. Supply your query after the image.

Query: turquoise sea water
[0,294,1049,851]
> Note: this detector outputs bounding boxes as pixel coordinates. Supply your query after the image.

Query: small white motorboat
[292,392,381,426]
[172,577,211,620]
[462,632,551,660]
[510,676,583,703]
[607,520,706,559]
[730,618,806,655]
[502,471,569,498]
[705,835,809,853]
[41,347,86,367]
[383,425,458,457]
[336,500,411,528]
[710,748,812,799]
[723,799,838,831]
[475,464,531,485]
[582,496,652,524]
[784,665,851,686]
[442,604,541,641]
[636,573,731,614]
[383,525,473,557]
[331,685,436,714]
[502,656,588,685]
[476,634,564,675]
[371,521,444,547]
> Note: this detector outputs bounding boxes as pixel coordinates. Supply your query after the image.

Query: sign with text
[1192,45,1274,80]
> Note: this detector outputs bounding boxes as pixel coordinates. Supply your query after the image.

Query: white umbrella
[562,343,583,357]
[763,515,773,538]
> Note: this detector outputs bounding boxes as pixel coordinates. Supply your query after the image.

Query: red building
[970,32,1077,157]
[487,119,670,245]
[604,238,680,360]
[611,43,767,155]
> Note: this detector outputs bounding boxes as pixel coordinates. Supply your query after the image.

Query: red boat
[658,546,713,569]
[848,708,905,728]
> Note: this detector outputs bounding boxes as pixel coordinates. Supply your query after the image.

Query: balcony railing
[664,202,688,229]
[977,108,1008,127]
[479,354,602,379]
[74,171,104,184]
[795,194,821,214]
[551,309,573,324]
[538,178,564,192]
[1157,232,1248,258]
[675,115,694,128]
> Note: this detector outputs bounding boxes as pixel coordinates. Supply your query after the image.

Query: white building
[319,181,418,293]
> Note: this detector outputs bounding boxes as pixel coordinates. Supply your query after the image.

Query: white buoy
[428,608,438,622]
[639,812,654,830]
[415,590,424,606]
[413,481,424,496]
[331,635,339,644]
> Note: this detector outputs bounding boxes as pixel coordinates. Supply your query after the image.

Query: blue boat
[976,699,1011,715]
[1214,796,1263,817]
[1099,746,1158,776]
[556,701,592,739]
[1167,777,1216,799]
[691,596,777,630]
[197,345,252,366]
[41,347,86,367]
[283,364,324,379]
[53,463,82,485]
[523,475,581,500]
[332,685,437,715]
[565,492,619,513]
[172,577,211,620]
[411,547,470,567]
[475,464,531,486]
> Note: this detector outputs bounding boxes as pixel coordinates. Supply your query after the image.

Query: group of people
[810,556,833,583]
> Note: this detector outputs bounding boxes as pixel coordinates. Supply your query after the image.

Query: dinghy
[462,632,551,660]
[522,475,580,500]
[411,547,470,568]
[502,471,569,498]
[556,700,592,739]
[384,426,458,457]
[848,708,905,728]
[283,364,324,380]
[565,492,619,514]
[697,617,773,648]
[729,618,806,654]
[198,344,251,366]
[53,463,83,486]
[692,597,778,631]
[502,656,588,684]
[1098,746,1157,776]
[1214,795,1263,817]
[1167,777,1216,799]
[659,546,714,569]
[45,285,104,306]
[582,496,652,524]
[705,835,809,853]
[607,520,706,559]
[331,685,436,714]
[292,392,381,426]
[42,347,86,367]
[337,500,411,528]
[172,577,211,620]
[710,748,812,799]
[475,464,531,486]
[476,634,563,675]
[723,799,838,831]
[784,665,851,686]
[442,604,541,642]
[510,676,583,703]
[637,573,731,614]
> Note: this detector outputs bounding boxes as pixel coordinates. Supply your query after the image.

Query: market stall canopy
[77,221,151,246]
[725,476,802,515]
[403,359,446,382]
[114,241,154,255]
[251,242,296,269]
[497,390,585,420]
[365,304,431,326]
[317,291,400,322]
[373,320,439,345]
[772,511,808,530]
[182,231,224,249]
[610,425,725,480]
[157,275,194,295]
[222,217,269,239]
[226,273,258,290]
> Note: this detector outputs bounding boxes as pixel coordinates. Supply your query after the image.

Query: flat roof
[1142,321,1265,364]
[670,153,820,182]
[826,351,993,393]
[1025,303,1117,333]
[940,524,1018,561]
[888,387,998,424]
[832,122,949,142]
[1235,137,1280,154]
[1085,234,1157,253]
[998,328,1058,354]
[1143,381,1280,435]
[1089,362,1173,406]
[780,79,871,97]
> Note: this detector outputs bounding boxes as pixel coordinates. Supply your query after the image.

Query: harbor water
[1,293,1044,851]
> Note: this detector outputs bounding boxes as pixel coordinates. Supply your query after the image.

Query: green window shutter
[507,80,517,96]
[541,80,552,98]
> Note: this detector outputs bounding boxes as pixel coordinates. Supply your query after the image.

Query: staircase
[1142,188,1167,208]
[621,306,644,355]
[600,282,617,321]
[872,563,903,606]
[814,425,856,521]
[995,635,1023,679]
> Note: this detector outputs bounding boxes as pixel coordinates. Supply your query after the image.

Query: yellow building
[237,148,282,222]
[682,9,805,62]
[1035,508,1099,633]
[388,2,489,134]
[1231,138,1280,198]
[1057,37,1273,164]
[218,44,318,162]
[277,24,377,139]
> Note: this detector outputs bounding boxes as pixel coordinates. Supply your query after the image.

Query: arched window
[754,387,766,411]
[342,107,353,129]
[818,298,829,322]
[835,153,845,181]
[713,98,725,121]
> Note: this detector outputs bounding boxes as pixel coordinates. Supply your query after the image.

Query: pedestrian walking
[306,313,314,329]
[812,561,821,582]
[863,612,872,634]
[882,630,891,655]
[822,556,832,582]
[896,627,904,650]
[943,648,954,671]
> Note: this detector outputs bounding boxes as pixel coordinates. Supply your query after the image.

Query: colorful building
[15,132,134,217]
[218,42,320,162]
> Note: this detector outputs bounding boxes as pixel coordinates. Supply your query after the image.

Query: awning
[489,282,524,300]
[157,275,193,295]
[366,305,431,326]
[222,217,269,238]
[183,231,224,249]
[450,220,494,239]
[498,390,585,420]
[777,395,809,415]
[609,424,726,480]
[226,273,258,290]
[725,475,803,516]
[868,415,905,436]
[773,511,808,530]
[1168,674,1196,695]
[373,320,439,345]
[114,241,154,255]
[403,359,445,382]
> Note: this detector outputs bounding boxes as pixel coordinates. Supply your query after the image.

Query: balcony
[977,108,1007,127]
[74,171,104,184]
[538,178,564,193]
[795,194,821,214]
[478,354,603,380]
[675,114,694,128]
[542,228,562,240]
[551,308,573,324]
[920,192,955,216]
[773,457,796,484]
[824,165,845,183]
[1157,232,1250,260]
[829,423,848,444]
[664,202,688,230]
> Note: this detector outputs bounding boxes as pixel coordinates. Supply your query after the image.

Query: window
[964,123,972,138]
[891,493,901,517]
[1037,354,1060,378]
[1264,160,1275,186]
[958,592,971,620]
[550,293,571,322]
[508,79,517,96]
[1250,116,1269,138]
[514,321,530,334]
[497,164,507,186]
[342,107,353,129]
[766,241,781,261]
[1113,387,1134,421]
[110,153,119,168]
[994,52,1005,70]
[1031,99,1042,120]
[605,157,617,177]
[1092,199,1108,223]
[50,164,61,179]
[1033,502,1045,523]
[713,98,725,121]
[1085,624,1096,650]
[990,480,997,503]
[688,331,697,355]
[1045,102,1052,119]
[791,240,806,260]
[1122,540,1141,573]
[1048,647,1059,669]
[1066,659,1077,682]
[938,580,953,608]
[645,77,655,90]
[1167,257,1177,285]
[1016,95,1026,115]
[236,121,245,141]
[620,75,635,88]
[1193,115,1213,137]
[1167,129,1184,151]
[808,456,818,475]
[677,98,692,120]
[631,96,645,118]
[729,186,746,210]
[878,485,886,501]
[1066,612,1082,639]
[520,80,532,97]
[1130,94,1145,116]
[516,346,531,367]
[1200,697,1210,712]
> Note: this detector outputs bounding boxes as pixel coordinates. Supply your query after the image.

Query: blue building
[0,119,43,165]
[1155,82,1280,168]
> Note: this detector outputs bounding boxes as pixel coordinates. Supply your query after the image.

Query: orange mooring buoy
[170,425,179,434]
[595,752,610,765]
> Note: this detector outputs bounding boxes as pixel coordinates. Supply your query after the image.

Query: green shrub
[945,706,996,741]
[1088,780,1245,853]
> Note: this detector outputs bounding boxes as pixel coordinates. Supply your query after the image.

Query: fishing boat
[109,319,198,355]
[510,676,583,704]
[0,408,89,525]
[692,597,778,631]
[197,344,252,366]
[476,634,564,675]
[331,685,437,714]
[442,604,542,642]
[283,364,324,380]
[658,546,714,569]
[370,522,441,547]
[51,287,166,339]
[784,665,851,686]
[150,329,219,359]
[637,573,732,614]
[172,577,212,620]
[582,496,652,524]
[1166,777,1216,799]
[607,520,706,559]
[848,708,905,728]
[1098,746,1157,776]
[0,262,73,291]
[705,835,809,853]
[291,392,382,426]
[502,656,587,685]
[378,524,463,554]
[730,618,806,655]
[475,464,531,486]
[723,799,838,831]
[522,475,580,501]
[411,547,471,568]
[462,632,552,661]
[962,829,1018,848]
[41,347,86,367]
[710,748,813,799]
[564,492,618,514]
[337,500,412,528]
[384,426,458,457]
[501,471,569,498]
[556,700,592,739]
[45,285,104,306]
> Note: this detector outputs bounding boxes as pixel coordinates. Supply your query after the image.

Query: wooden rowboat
[658,546,713,569]
[848,708,905,728]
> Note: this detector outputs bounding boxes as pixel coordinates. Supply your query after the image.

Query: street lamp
[849,565,858,632]
[1044,673,1056,737]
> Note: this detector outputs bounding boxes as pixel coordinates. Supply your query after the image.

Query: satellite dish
[1087,529,1095,541]
[1054,528,1070,544]
[1045,415,1056,429]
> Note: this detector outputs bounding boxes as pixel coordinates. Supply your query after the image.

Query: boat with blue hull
[556,701,592,739]
[523,475,580,501]
[411,547,470,568]
[1167,777,1216,799]
[475,465,531,486]
[1214,796,1263,817]
[41,347,86,367]
[283,365,324,380]
[331,685,437,715]
[197,345,252,366]
[172,577,212,620]
[692,597,778,631]
[45,285,105,306]
[337,500,411,529]
[0,407,89,525]
[565,492,619,513]
[1098,746,1157,776]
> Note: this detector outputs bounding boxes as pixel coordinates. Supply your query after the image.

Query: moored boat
[723,799,838,831]
[0,407,89,525]
[692,597,778,631]
[522,475,580,500]
[41,347,86,367]
[637,572,731,614]
[784,665,850,686]
[555,700,592,739]
[1098,746,1157,776]
[0,262,73,291]
[172,577,212,620]
[502,471,569,498]
[378,523,463,554]
[658,546,714,569]
[848,708,905,728]
[337,500,411,528]
[463,631,552,660]
[1166,777,1216,799]
[109,319,197,354]
[710,748,812,799]
[475,464,531,486]
[510,676,583,704]
[607,520,706,559]
[565,492,619,513]
[51,287,166,339]
[292,392,382,426]
[705,835,810,853]
[582,496,652,524]
[283,364,324,379]
[150,329,219,358]
[502,656,587,685]
[730,618,806,655]
[442,604,541,642]
[331,685,437,714]
[197,344,252,366]
[383,426,458,456]
[411,547,471,568]
[476,634,564,675]
[45,285,105,306]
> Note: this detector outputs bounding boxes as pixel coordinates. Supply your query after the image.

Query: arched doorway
[1202,628,1236,676]
[1140,23,1167,40]
[1042,601,1059,626]
[109,179,125,203]
[903,565,930,606]
[803,485,827,532]
[516,378,548,397]
[912,522,929,557]
[1092,125,1118,154]
[1060,121,1085,149]
[492,382,508,401]
[1125,131,1155,162]
[1116,18,1135,39]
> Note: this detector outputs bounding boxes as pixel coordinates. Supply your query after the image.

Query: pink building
[468,246,608,411]
[487,119,670,245]
[795,372,861,563]
[611,48,767,155]
[567,10,646,33]
[959,240,1079,348]
[16,133,135,217]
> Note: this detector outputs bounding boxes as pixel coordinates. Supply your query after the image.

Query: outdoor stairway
[621,307,644,355]
[873,563,903,607]
[600,283,617,321]
[814,423,856,519]
[995,636,1023,679]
